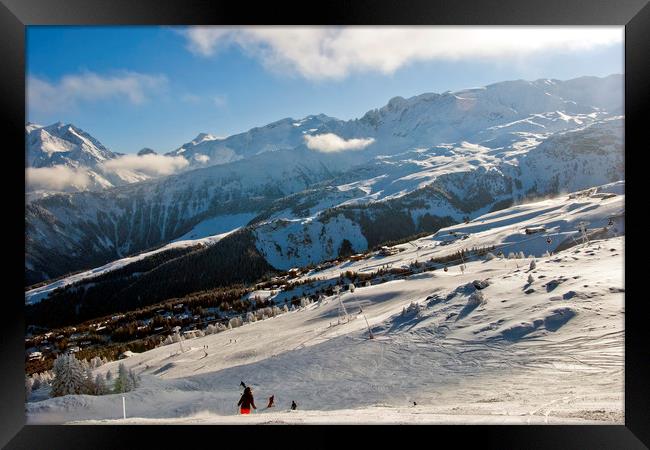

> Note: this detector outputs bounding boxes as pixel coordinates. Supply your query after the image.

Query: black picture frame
[2,0,647,447]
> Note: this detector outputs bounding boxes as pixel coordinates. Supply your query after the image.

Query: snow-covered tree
[31,374,42,391]
[246,312,257,323]
[529,259,537,271]
[518,251,525,259]
[162,335,174,345]
[543,250,551,257]
[94,373,108,395]
[129,368,139,389]
[485,252,496,261]
[113,363,134,393]
[508,252,516,259]
[90,356,103,369]
[229,317,243,328]
[272,306,281,316]
[527,274,535,284]
[51,354,86,397]
[25,376,32,399]
[282,304,289,313]
[106,369,113,381]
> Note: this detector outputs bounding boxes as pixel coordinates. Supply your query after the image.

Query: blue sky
[26,26,623,154]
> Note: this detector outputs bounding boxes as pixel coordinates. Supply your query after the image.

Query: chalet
[28,351,43,361]
[524,226,546,235]
[379,246,399,256]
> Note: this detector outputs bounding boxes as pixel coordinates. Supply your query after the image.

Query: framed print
[1,0,648,447]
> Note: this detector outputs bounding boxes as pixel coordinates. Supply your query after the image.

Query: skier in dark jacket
[267,395,275,408]
[238,386,257,414]
[291,400,297,410]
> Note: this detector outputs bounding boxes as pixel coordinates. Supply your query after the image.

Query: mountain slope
[25,75,623,284]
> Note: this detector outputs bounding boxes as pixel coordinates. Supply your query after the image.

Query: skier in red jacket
[238,386,257,414]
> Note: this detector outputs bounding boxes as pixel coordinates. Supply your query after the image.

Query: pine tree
[51,354,86,397]
[529,259,537,271]
[31,374,42,391]
[527,274,534,284]
[94,373,108,395]
[128,368,139,389]
[83,368,96,395]
[106,369,113,381]
[114,363,134,393]
[25,376,33,399]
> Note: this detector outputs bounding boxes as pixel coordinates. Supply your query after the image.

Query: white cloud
[28,71,167,113]
[26,166,91,191]
[305,133,374,153]
[101,154,189,176]
[194,154,210,163]
[182,26,622,81]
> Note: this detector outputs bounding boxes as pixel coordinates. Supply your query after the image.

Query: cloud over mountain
[304,133,375,153]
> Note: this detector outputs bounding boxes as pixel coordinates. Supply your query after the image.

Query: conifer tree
[51,354,86,397]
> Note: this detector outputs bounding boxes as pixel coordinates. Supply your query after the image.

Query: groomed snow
[27,232,624,425]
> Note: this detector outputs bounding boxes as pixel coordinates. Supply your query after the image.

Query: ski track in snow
[27,229,624,424]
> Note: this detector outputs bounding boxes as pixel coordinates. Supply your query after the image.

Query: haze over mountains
[25,74,623,286]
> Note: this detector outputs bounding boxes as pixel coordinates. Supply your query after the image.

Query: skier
[267,395,275,408]
[238,386,257,415]
[291,400,297,410]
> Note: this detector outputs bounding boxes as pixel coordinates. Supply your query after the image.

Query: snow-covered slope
[247,120,623,270]
[25,75,623,284]
[167,74,622,171]
[167,115,342,168]
[27,230,624,424]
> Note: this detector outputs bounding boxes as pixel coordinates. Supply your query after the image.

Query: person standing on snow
[267,395,275,408]
[291,400,297,410]
[238,386,257,414]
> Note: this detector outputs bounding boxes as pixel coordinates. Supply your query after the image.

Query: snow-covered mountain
[26,122,115,168]
[25,123,153,193]
[166,114,342,168]
[26,186,625,424]
[165,75,622,170]
[25,75,623,285]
